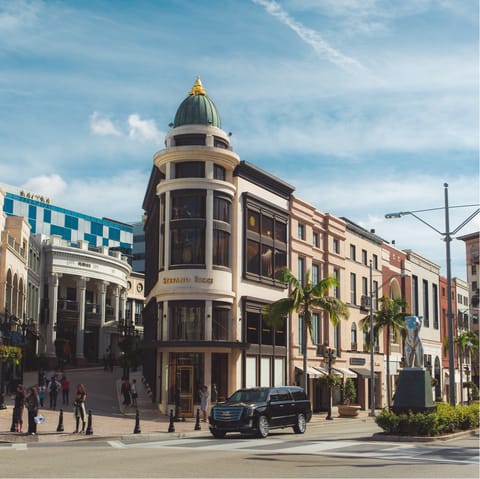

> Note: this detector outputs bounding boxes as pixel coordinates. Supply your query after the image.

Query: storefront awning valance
[295,366,325,378]
[349,367,372,378]
[332,367,357,378]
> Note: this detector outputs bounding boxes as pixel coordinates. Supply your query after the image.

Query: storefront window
[168,301,205,340]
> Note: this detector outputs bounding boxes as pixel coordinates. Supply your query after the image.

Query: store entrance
[177,366,194,417]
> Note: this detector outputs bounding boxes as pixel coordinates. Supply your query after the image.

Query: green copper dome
[173,77,222,128]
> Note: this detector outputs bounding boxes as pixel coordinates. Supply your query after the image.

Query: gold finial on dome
[189,76,206,96]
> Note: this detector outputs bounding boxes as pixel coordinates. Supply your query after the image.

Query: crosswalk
[112,437,479,465]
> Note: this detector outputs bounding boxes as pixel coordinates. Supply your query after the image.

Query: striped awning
[332,367,357,378]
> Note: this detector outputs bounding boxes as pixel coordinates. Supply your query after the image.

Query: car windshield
[227,389,268,403]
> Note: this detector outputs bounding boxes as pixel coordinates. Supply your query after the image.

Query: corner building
[143,78,294,416]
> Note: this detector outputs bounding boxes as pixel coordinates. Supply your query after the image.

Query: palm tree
[360,296,408,408]
[262,268,349,396]
[444,330,479,403]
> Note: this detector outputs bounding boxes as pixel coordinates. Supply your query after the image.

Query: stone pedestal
[392,368,435,414]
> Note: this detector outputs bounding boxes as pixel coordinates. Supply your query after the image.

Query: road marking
[107,440,127,448]
[12,443,28,451]
[277,440,358,454]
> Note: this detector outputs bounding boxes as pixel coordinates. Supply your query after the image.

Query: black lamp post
[324,346,336,421]
[464,365,471,405]
[17,317,36,385]
[118,318,136,380]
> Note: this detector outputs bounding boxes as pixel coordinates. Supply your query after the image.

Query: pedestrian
[13,384,25,433]
[48,374,60,409]
[73,384,87,434]
[131,379,138,407]
[61,375,70,405]
[25,387,40,435]
[38,383,46,407]
[199,385,209,422]
[121,378,131,407]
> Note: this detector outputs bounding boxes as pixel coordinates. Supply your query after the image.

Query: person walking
[73,384,87,434]
[121,378,131,407]
[131,379,138,407]
[48,374,60,409]
[61,375,70,405]
[200,385,209,422]
[25,387,40,435]
[38,383,46,408]
[13,384,25,433]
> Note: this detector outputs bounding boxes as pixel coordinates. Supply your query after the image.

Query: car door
[269,388,292,426]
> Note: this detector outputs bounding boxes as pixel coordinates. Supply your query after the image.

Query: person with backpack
[48,375,61,409]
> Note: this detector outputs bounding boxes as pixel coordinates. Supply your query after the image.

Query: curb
[370,428,479,442]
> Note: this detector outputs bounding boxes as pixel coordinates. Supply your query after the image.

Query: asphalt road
[0,427,477,478]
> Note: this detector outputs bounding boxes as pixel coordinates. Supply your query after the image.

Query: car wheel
[293,413,306,434]
[256,415,269,438]
[211,430,226,439]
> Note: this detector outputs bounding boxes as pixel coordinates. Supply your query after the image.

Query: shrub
[375,403,479,436]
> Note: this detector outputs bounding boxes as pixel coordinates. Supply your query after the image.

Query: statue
[404,316,424,368]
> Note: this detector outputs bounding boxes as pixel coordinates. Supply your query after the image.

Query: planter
[338,405,361,417]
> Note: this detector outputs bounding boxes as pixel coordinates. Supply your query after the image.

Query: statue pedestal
[392,368,435,414]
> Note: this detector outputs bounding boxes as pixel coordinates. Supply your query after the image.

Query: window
[412,275,419,315]
[43,208,51,223]
[333,269,340,299]
[170,190,206,267]
[351,324,357,349]
[298,223,305,240]
[298,257,305,287]
[472,265,477,275]
[362,249,367,265]
[313,232,319,247]
[168,301,205,340]
[373,280,379,310]
[312,313,320,344]
[213,193,232,267]
[362,276,368,297]
[350,244,356,261]
[312,263,320,286]
[350,273,357,305]
[174,134,205,146]
[214,164,226,180]
[65,215,78,230]
[213,302,230,340]
[244,198,288,282]
[174,161,205,178]
[373,254,378,270]
[333,238,340,254]
[423,279,429,327]
[91,222,103,236]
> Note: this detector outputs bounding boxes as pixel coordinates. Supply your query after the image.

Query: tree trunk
[386,324,391,409]
[302,317,308,396]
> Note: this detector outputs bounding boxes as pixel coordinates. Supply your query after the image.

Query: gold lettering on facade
[162,276,213,285]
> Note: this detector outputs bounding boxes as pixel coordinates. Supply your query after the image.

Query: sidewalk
[0,367,378,443]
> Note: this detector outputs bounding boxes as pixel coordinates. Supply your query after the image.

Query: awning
[349,367,373,378]
[295,366,325,378]
[332,367,357,378]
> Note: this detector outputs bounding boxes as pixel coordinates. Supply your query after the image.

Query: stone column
[205,301,212,341]
[76,277,87,362]
[120,289,127,322]
[46,274,59,358]
[113,286,120,323]
[98,281,107,356]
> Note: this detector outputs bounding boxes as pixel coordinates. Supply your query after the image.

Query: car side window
[289,389,306,401]
[277,390,292,401]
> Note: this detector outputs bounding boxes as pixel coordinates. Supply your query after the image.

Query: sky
[0,0,478,279]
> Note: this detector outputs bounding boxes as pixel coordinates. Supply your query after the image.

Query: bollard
[56,409,64,432]
[133,408,141,434]
[85,409,93,435]
[168,409,175,433]
[194,408,201,431]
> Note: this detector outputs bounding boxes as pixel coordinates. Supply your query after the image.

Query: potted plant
[338,378,361,417]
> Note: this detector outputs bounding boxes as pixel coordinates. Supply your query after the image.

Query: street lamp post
[118,318,136,380]
[385,183,479,406]
[464,365,471,405]
[324,346,336,421]
[17,317,35,385]
[369,260,376,417]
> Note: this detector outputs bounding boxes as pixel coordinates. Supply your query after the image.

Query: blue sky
[0,0,478,278]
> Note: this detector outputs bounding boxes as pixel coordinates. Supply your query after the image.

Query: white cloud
[0,0,40,31]
[90,111,122,137]
[127,114,164,143]
[252,0,373,77]
[21,174,67,201]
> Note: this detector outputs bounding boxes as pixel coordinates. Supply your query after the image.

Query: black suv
[209,386,312,438]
